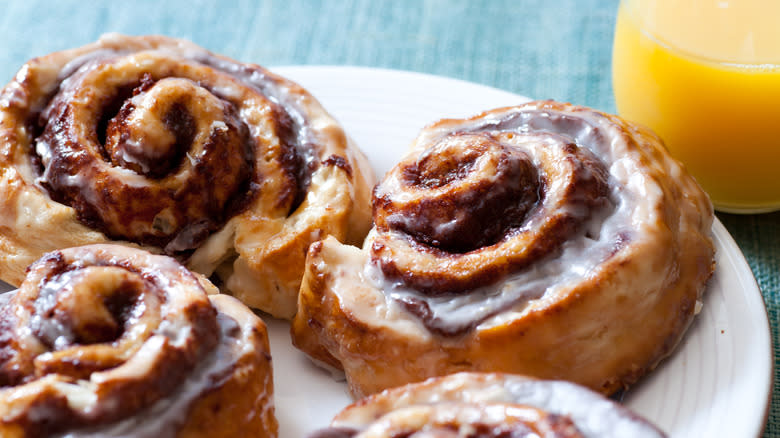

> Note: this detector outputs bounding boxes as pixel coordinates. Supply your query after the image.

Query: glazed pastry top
[314,372,667,438]
[3,34,324,253]
[0,245,270,437]
[365,100,713,336]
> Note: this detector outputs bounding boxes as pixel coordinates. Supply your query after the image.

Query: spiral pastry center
[36,266,147,347]
[324,403,583,438]
[0,246,220,434]
[375,134,540,253]
[316,373,667,438]
[104,77,240,178]
[371,129,611,303]
[23,47,326,255]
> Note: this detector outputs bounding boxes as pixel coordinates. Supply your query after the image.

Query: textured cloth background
[0,0,777,435]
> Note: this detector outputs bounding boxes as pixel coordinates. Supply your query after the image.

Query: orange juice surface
[612,0,780,212]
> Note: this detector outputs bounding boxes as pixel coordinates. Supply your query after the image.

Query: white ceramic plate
[0,66,771,438]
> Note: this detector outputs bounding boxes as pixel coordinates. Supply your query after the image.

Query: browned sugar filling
[197,52,321,214]
[306,427,360,438]
[105,77,198,178]
[307,415,583,438]
[0,251,220,436]
[390,418,582,438]
[373,131,610,295]
[28,50,319,255]
[378,134,540,253]
[371,110,616,335]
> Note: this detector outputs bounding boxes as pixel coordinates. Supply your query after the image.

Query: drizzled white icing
[368,107,645,334]
[330,373,666,438]
[29,36,320,252]
[1,276,269,437]
[197,52,321,182]
[58,312,247,438]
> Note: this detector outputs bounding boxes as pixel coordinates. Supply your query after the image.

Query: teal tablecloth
[0,0,777,435]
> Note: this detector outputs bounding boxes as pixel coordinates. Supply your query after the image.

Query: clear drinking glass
[612,0,780,213]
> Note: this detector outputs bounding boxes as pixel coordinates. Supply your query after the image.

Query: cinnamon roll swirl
[0,34,374,318]
[309,372,666,438]
[0,244,276,438]
[292,101,715,397]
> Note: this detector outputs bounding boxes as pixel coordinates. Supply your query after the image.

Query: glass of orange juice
[612,0,780,213]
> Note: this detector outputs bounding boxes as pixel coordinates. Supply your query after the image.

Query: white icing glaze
[332,373,666,438]
[58,312,246,438]
[1,249,270,437]
[367,106,652,334]
[29,38,319,250]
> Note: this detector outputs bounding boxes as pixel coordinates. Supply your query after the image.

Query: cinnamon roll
[292,101,715,397]
[0,244,276,438]
[309,372,666,438]
[0,34,374,318]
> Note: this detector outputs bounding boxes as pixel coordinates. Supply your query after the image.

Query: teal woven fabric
[0,0,777,435]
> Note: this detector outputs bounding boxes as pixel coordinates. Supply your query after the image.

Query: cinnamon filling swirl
[315,373,666,438]
[0,245,229,436]
[313,408,582,438]
[27,44,319,254]
[370,109,616,335]
[375,133,540,255]
[0,245,276,438]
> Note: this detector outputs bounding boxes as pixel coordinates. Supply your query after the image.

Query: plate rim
[710,217,774,437]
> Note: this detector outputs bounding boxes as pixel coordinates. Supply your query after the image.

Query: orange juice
[612,0,780,212]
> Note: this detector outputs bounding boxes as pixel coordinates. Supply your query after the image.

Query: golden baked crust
[0,34,374,319]
[292,101,715,397]
[311,372,666,437]
[0,244,277,438]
